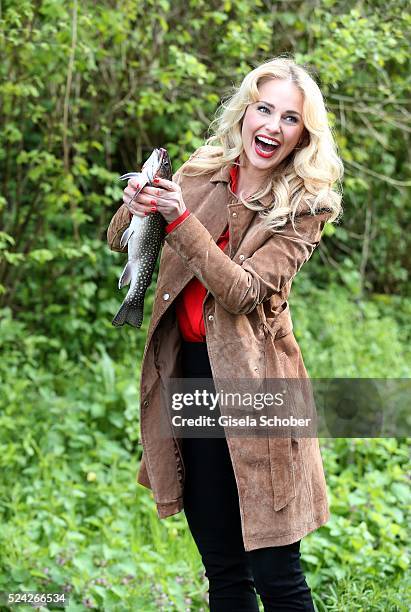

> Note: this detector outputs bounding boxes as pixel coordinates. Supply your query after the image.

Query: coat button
[163,293,170,301]
[208,314,214,321]
[143,400,149,408]
[232,212,237,218]
[239,254,245,261]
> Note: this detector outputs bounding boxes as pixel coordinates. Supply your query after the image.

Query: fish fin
[112,301,144,328]
[119,226,134,249]
[118,262,133,289]
[118,172,143,181]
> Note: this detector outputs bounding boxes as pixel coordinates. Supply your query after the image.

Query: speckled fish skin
[112,148,172,328]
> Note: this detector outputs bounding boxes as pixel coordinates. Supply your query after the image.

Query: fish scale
[112,148,172,328]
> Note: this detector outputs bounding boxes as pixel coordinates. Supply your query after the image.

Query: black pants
[180,341,315,612]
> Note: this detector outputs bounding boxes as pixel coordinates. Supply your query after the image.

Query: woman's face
[241,79,306,173]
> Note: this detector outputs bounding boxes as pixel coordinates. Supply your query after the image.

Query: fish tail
[112,300,144,328]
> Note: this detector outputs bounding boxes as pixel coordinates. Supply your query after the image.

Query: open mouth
[254,136,280,157]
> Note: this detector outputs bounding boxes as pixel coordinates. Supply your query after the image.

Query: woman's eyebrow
[259,100,302,117]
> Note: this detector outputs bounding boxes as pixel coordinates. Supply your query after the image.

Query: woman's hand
[123,176,187,224]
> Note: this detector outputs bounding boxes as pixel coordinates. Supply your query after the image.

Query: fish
[112,147,172,328]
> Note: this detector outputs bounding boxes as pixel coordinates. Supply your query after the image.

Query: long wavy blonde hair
[181,55,344,230]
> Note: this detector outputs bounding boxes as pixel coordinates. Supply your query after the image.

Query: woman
[107,56,343,611]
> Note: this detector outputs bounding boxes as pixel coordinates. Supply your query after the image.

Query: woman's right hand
[123,176,188,223]
[123,180,153,218]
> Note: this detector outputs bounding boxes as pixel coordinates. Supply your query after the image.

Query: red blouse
[165,163,238,342]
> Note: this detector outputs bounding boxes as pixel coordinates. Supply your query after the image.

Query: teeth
[256,136,279,146]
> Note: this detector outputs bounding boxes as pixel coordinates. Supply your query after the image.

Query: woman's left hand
[123,176,187,224]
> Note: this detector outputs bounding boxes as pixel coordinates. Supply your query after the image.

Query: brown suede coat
[107,147,331,551]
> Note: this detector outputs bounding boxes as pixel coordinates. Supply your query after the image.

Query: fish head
[141,149,160,182]
[142,148,172,182]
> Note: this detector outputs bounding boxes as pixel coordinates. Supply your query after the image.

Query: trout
[112,147,172,328]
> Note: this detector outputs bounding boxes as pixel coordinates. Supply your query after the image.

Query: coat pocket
[268,437,297,511]
[264,338,298,511]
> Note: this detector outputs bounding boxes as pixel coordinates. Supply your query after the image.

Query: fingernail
[150,199,156,205]
[144,211,149,216]
[151,206,157,212]
[153,178,159,183]
[134,182,139,189]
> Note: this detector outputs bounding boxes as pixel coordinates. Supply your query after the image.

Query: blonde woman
[107,56,343,611]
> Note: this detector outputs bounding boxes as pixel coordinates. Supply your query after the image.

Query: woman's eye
[257,105,299,124]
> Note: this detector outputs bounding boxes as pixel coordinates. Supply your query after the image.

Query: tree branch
[62,0,79,241]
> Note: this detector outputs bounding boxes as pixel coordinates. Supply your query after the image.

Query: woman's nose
[265,116,281,133]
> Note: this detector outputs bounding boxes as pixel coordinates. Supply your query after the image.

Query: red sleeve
[165,209,191,234]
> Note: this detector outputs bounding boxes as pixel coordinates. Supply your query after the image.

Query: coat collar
[209,163,274,209]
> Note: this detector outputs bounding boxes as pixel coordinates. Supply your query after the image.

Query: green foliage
[292,278,410,377]
[1,0,410,308]
[307,437,410,611]
[1,286,410,609]
[1,0,410,609]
